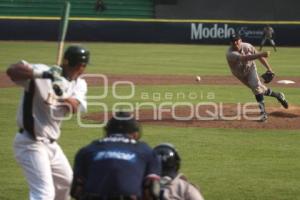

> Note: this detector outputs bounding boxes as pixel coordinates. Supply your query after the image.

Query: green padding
[0,0,154,18]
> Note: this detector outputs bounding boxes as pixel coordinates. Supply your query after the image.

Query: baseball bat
[56,1,71,66]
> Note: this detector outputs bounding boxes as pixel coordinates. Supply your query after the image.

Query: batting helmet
[154,143,181,176]
[63,45,90,67]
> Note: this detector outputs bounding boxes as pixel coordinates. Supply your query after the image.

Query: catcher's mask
[63,45,90,67]
[154,143,181,177]
[105,112,141,136]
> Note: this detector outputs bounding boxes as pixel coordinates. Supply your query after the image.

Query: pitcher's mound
[84,104,300,130]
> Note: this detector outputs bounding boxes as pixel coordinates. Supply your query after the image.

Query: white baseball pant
[234,66,267,95]
[14,131,72,200]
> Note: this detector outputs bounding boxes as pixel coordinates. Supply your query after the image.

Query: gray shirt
[226,42,257,77]
[161,174,205,200]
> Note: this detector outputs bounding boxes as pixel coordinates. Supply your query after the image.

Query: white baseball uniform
[226,42,267,95]
[13,63,87,200]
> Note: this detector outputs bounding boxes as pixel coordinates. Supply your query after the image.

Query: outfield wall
[1,18,300,46]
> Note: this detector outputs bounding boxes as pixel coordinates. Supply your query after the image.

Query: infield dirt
[2,72,299,129]
[1,73,300,88]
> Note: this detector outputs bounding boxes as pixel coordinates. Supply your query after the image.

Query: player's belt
[83,195,138,200]
[19,128,56,144]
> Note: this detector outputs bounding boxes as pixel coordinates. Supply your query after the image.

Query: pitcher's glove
[261,71,275,83]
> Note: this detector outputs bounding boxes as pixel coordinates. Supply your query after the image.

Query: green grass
[1,41,300,200]
[2,85,300,199]
[0,41,300,76]
[87,84,300,107]
[145,127,300,200]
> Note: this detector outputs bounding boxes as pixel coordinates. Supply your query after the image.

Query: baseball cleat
[259,112,268,122]
[277,93,288,109]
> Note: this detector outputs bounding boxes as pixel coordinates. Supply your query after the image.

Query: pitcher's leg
[255,93,267,121]
[246,68,268,121]
[265,88,288,109]
[247,67,268,95]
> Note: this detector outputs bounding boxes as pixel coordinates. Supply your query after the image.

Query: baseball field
[1,41,300,200]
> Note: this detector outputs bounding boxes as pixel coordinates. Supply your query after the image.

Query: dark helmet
[154,143,181,176]
[63,45,90,67]
[229,33,241,43]
[105,112,141,136]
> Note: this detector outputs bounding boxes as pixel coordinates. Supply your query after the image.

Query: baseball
[196,76,201,82]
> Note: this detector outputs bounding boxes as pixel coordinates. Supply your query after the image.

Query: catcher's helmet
[154,143,181,176]
[63,45,90,67]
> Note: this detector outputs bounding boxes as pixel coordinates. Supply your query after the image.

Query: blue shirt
[73,134,161,197]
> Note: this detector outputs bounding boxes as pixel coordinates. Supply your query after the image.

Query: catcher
[226,33,288,122]
[154,143,205,200]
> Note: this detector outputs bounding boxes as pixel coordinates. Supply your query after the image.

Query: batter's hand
[33,65,62,81]
[52,76,70,97]
[41,71,55,81]
[49,65,63,80]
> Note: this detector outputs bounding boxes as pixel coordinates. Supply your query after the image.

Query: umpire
[71,112,161,200]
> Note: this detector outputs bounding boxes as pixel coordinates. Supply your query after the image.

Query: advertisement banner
[0,19,299,46]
